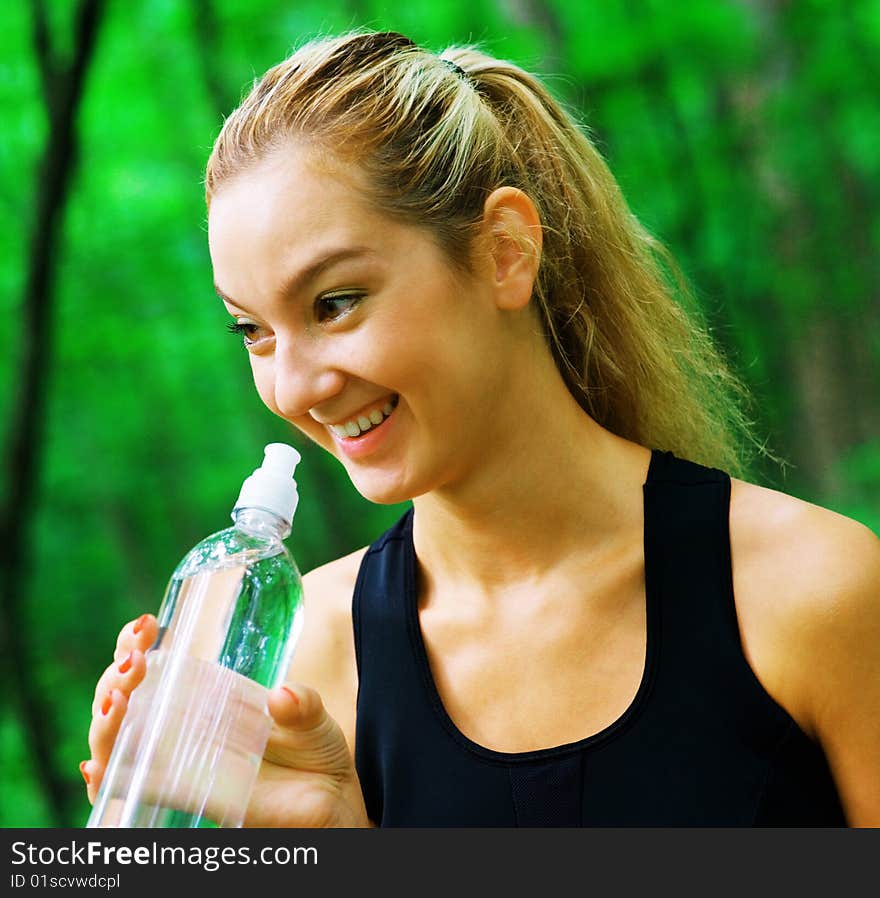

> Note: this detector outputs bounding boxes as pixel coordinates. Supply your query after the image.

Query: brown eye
[315,292,365,323]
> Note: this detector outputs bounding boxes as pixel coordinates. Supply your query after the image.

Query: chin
[346,468,421,506]
[351,481,414,506]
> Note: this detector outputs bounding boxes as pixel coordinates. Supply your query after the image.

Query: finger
[87,687,130,779]
[79,758,99,806]
[83,687,131,805]
[113,614,158,663]
[91,648,148,717]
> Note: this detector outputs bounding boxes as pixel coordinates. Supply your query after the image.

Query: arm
[798,517,880,826]
[730,481,880,826]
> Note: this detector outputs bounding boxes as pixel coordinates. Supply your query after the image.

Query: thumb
[267,683,326,731]
[263,683,351,774]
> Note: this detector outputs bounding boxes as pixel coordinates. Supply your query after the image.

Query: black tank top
[352,449,846,826]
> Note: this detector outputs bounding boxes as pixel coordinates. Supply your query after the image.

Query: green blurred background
[1,0,878,827]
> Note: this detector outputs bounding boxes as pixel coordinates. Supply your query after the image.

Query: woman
[82,31,880,826]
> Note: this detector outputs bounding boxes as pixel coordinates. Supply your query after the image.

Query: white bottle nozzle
[232,443,302,525]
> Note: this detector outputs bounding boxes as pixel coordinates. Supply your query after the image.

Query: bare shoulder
[284,545,369,755]
[727,477,880,724]
[294,544,368,668]
[301,545,369,621]
[729,478,880,824]
[729,477,880,618]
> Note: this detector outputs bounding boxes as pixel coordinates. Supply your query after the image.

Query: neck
[411,368,652,600]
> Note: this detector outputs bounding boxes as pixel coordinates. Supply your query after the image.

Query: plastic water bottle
[87,443,305,828]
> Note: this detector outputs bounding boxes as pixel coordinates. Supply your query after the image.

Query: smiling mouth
[328,395,399,439]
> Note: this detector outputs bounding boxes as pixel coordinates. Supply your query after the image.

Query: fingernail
[101,693,113,716]
[118,652,133,674]
[281,686,299,705]
[79,761,91,785]
[133,614,149,634]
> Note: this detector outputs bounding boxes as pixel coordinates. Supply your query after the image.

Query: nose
[270,336,345,420]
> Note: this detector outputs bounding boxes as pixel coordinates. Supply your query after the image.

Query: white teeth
[330,396,398,439]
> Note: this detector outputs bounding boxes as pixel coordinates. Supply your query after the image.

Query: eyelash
[225,292,365,345]
[225,321,260,344]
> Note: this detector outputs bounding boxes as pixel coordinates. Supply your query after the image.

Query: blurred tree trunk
[0,0,106,825]
[190,0,233,122]
[752,0,876,496]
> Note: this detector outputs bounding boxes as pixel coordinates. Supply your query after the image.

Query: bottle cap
[232,443,302,525]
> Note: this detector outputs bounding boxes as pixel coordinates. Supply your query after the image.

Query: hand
[82,614,372,828]
[244,684,372,828]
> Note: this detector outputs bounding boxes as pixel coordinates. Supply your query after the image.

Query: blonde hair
[206,30,766,478]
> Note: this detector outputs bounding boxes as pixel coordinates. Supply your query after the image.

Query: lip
[328,399,399,460]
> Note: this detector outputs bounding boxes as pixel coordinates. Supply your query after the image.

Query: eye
[315,291,365,323]
[225,320,265,346]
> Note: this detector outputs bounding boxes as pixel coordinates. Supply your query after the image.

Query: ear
[481,186,543,311]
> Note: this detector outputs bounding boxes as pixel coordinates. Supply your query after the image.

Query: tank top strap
[352,506,414,682]
[643,449,744,687]
[646,448,729,486]
[352,506,423,824]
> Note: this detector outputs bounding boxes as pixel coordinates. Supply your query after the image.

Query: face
[207,143,514,505]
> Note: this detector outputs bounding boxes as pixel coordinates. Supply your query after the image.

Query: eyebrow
[214,246,377,310]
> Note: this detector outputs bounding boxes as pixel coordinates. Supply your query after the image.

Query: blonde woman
[83,31,879,827]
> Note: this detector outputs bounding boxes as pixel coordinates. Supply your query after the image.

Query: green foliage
[832,440,880,535]
[1,0,877,827]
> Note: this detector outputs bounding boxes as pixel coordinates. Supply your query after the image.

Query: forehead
[207,144,406,283]
[209,144,372,238]
[207,141,464,306]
